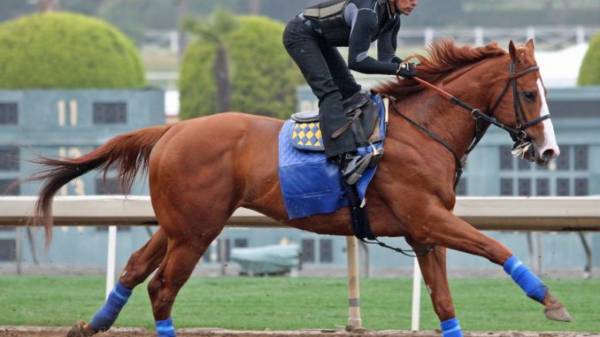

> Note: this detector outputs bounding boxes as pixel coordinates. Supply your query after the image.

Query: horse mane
[375,39,507,99]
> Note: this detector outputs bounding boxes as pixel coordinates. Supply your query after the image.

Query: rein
[389,62,547,188]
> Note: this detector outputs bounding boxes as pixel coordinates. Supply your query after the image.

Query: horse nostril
[542,149,556,160]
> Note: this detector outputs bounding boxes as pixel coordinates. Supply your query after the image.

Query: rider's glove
[396,62,417,78]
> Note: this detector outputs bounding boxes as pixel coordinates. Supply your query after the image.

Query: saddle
[279,94,388,243]
[290,92,384,152]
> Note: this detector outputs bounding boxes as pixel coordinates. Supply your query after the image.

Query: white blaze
[536,79,560,158]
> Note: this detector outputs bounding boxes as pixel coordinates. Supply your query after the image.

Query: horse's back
[153,112,283,160]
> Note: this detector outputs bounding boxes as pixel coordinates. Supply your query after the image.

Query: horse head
[490,39,560,166]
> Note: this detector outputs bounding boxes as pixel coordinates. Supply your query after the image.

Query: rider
[283,0,418,184]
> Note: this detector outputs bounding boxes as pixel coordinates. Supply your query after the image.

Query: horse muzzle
[512,139,556,167]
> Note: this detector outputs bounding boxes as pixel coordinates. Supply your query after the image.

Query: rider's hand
[396,62,417,79]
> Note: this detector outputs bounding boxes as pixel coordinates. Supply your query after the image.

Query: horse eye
[522,91,536,102]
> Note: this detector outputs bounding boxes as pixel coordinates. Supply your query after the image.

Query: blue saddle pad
[278,94,387,220]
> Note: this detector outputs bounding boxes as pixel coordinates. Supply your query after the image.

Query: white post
[474,27,484,46]
[410,258,422,331]
[345,236,363,331]
[105,225,118,299]
[526,26,536,41]
[576,26,586,45]
[424,27,434,46]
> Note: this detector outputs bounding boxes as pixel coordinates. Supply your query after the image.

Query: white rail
[1,196,599,230]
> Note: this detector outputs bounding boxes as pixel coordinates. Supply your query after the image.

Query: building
[0,89,164,272]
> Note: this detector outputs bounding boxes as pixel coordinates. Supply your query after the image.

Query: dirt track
[0,327,599,337]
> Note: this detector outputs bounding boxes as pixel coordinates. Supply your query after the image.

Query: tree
[578,33,600,86]
[0,12,145,89]
[185,9,238,113]
[179,14,303,120]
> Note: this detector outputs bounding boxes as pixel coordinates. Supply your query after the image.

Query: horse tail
[32,124,172,245]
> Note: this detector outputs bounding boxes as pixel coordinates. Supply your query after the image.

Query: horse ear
[525,38,535,51]
[509,40,517,62]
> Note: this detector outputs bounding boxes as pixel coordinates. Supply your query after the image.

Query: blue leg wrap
[503,256,547,302]
[440,318,463,337]
[89,282,132,331]
[156,318,176,337]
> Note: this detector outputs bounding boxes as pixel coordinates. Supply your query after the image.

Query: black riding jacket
[305,0,401,75]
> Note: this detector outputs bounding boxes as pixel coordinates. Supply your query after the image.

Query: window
[0,146,19,171]
[0,239,16,261]
[556,146,570,171]
[500,178,513,196]
[518,178,531,196]
[95,177,125,195]
[499,146,513,170]
[234,238,248,248]
[93,102,127,124]
[575,178,589,196]
[301,239,315,263]
[0,179,20,195]
[556,178,570,196]
[536,178,550,196]
[0,103,18,125]
[456,179,467,196]
[574,146,588,171]
[517,158,531,171]
[319,239,333,263]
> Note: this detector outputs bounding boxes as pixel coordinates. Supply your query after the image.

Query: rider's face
[394,0,418,16]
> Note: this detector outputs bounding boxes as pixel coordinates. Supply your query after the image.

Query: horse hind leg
[67,229,168,337]
[147,227,221,337]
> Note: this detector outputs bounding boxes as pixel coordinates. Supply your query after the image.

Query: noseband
[390,60,551,188]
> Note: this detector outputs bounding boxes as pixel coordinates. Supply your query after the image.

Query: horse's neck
[396,57,508,159]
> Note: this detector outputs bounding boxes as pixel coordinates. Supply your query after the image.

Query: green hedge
[0,12,145,89]
[578,33,600,86]
[179,16,302,119]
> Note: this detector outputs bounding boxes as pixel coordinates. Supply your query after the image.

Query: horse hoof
[544,305,572,322]
[66,321,96,337]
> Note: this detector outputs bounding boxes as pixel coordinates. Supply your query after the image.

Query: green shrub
[0,12,145,89]
[179,15,302,119]
[179,43,218,119]
[578,33,600,86]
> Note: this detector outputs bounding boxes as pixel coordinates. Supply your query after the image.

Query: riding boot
[342,90,370,114]
[320,91,356,158]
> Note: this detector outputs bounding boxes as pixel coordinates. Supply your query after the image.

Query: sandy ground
[0,327,599,337]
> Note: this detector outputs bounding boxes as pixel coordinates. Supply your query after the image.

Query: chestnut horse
[34,40,569,337]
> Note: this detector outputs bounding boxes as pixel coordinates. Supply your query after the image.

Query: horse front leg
[67,229,168,337]
[407,238,462,337]
[406,206,572,324]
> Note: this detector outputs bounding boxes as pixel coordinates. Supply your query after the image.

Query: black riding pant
[283,17,362,158]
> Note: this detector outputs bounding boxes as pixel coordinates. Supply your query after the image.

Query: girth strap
[342,181,433,257]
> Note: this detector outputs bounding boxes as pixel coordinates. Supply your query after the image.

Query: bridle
[389,60,550,188]
[487,63,549,142]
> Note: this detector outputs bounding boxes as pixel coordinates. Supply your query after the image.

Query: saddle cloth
[278,94,388,219]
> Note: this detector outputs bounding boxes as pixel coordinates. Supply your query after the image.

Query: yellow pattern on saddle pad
[291,122,324,151]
